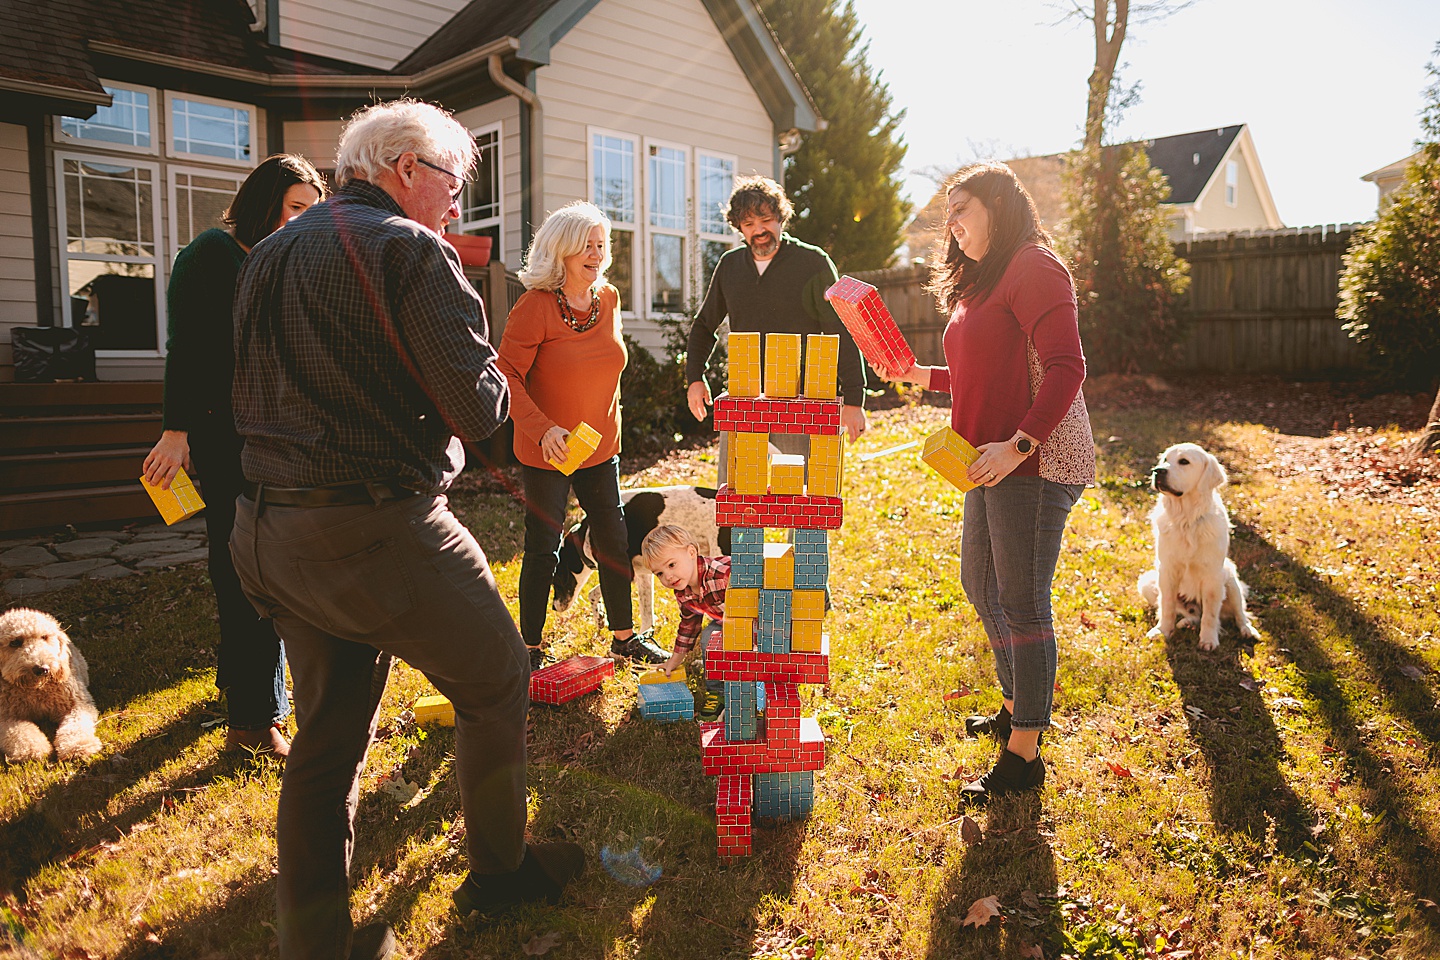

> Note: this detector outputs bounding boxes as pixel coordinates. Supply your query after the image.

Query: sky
[846,0,1440,228]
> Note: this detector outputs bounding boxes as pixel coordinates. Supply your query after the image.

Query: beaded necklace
[555,287,600,332]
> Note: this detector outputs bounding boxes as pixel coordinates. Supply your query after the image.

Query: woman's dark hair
[725,175,794,232]
[224,154,328,248]
[927,161,1050,313]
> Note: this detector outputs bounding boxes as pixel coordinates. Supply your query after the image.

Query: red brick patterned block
[706,641,830,685]
[530,655,614,706]
[715,486,843,530]
[824,276,917,375]
[700,717,826,776]
[713,395,842,436]
[715,773,753,861]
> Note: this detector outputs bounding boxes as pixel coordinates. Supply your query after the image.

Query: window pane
[60,87,152,147]
[461,129,501,224]
[650,233,684,313]
[609,228,633,310]
[698,155,734,235]
[592,134,634,224]
[64,159,155,256]
[648,145,686,229]
[701,239,731,296]
[174,171,240,249]
[172,98,251,161]
[69,261,157,350]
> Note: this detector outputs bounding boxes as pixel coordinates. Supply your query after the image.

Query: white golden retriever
[1137,443,1261,651]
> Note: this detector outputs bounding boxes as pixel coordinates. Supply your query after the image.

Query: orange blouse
[496,284,627,471]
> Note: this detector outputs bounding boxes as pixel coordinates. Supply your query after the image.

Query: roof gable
[1142,125,1242,205]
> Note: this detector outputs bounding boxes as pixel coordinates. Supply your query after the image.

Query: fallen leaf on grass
[942,685,975,705]
[962,896,1002,928]
[960,815,982,846]
[1106,761,1133,778]
[1021,889,1042,910]
[377,775,420,803]
[522,931,562,956]
[1399,664,1427,680]
[1020,944,1044,959]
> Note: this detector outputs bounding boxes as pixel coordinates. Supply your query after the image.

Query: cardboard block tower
[703,330,843,861]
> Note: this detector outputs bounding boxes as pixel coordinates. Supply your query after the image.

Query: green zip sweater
[161,228,246,432]
[685,234,867,406]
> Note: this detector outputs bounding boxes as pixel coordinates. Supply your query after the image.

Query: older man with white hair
[230,99,585,960]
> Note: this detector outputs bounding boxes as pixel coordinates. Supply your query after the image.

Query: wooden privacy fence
[853,223,1372,375]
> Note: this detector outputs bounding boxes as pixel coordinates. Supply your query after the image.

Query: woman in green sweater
[142,155,327,756]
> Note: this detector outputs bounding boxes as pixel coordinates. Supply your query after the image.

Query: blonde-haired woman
[499,201,669,667]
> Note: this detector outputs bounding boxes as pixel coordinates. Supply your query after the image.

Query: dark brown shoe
[452,841,587,915]
[349,922,395,960]
[959,748,1045,804]
[226,723,291,758]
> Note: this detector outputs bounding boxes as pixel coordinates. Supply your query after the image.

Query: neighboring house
[1361,151,1420,210]
[903,123,1283,258]
[0,0,821,380]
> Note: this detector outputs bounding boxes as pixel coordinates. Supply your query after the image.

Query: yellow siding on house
[0,122,34,373]
[539,0,775,353]
[278,0,470,71]
[1192,154,1271,233]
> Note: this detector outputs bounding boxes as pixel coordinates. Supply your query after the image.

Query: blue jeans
[959,476,1082,731]
[518,456,632,645]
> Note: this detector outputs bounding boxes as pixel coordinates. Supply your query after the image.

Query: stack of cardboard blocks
[703,329,843,861]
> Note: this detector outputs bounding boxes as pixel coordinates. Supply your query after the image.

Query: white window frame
[55,151,167,358]
[54,81,159,157]
[694,150,740,296]
[167,164,245,263]
[643,136,690,318]
[456,120,504,262]
[587,125,641,316]
[1225,159,1238,207]
[165,90,259,168]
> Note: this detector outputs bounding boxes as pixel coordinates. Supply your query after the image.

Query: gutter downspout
[488,54,541,252]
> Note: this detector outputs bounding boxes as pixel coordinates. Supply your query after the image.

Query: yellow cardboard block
[921,427,981,493]
[140,467,206,525]
[791,621,824,653]
[732,432,770,495]
[723,616,755,651]
[803,334,840,400]
[639,666,687,684]
[727,587,760,619]
[769,452,805,495]
[764,332,802,398]
[728,331,762,397]
[807,434,844,497]
[414,694,455,727]
[791,589,826,621]
[763,542,794,589]
[548,421,602,476]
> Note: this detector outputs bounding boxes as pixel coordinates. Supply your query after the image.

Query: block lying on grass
[530,655,614,705]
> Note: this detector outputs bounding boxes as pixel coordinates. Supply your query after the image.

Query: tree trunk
[1412,381,1440,459]
[1085,0,1128,151]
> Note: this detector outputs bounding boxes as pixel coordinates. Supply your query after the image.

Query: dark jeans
[959,476,1083,732]
[518,457,632,644]
[231,493,529,960]
[189,424,287,730]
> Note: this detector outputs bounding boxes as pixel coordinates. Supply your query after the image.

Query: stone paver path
[0,518,210,599]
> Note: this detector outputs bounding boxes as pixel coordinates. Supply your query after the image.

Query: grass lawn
[2,377,1437,960]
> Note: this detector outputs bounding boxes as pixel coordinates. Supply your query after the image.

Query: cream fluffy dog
[1137,443,1261,651]
[0,607,103,762]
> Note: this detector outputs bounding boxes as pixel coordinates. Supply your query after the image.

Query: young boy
[640,524,729,721]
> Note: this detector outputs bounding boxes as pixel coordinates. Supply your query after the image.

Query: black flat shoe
[959,748,1045,804]
[964,704,1012,742]
[452,841,587,916]
[349,922,396,960]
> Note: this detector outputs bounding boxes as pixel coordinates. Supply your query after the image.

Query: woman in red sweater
[498,201,669,668]
[879,162,1095,801]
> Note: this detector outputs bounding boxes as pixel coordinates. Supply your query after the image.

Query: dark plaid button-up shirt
[672,554,730,652]
[232,180,509,491]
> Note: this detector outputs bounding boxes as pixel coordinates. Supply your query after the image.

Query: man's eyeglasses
[402,156,469,200]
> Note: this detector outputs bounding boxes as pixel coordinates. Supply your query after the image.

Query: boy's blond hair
[640,524,699,570]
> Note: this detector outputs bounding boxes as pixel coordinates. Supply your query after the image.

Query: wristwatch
[1012,435,1036,456]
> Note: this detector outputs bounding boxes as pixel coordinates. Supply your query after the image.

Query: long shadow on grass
[1230,521,1440,932]
[924,795,1058,959]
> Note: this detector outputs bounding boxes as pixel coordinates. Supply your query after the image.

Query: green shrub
[619,314,726,456]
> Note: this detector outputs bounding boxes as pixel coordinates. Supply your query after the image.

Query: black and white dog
[551,485,730,634]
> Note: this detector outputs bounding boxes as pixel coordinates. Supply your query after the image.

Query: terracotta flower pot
[443,233,493,267]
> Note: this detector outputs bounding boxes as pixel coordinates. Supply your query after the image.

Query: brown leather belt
[240,479,420,508]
